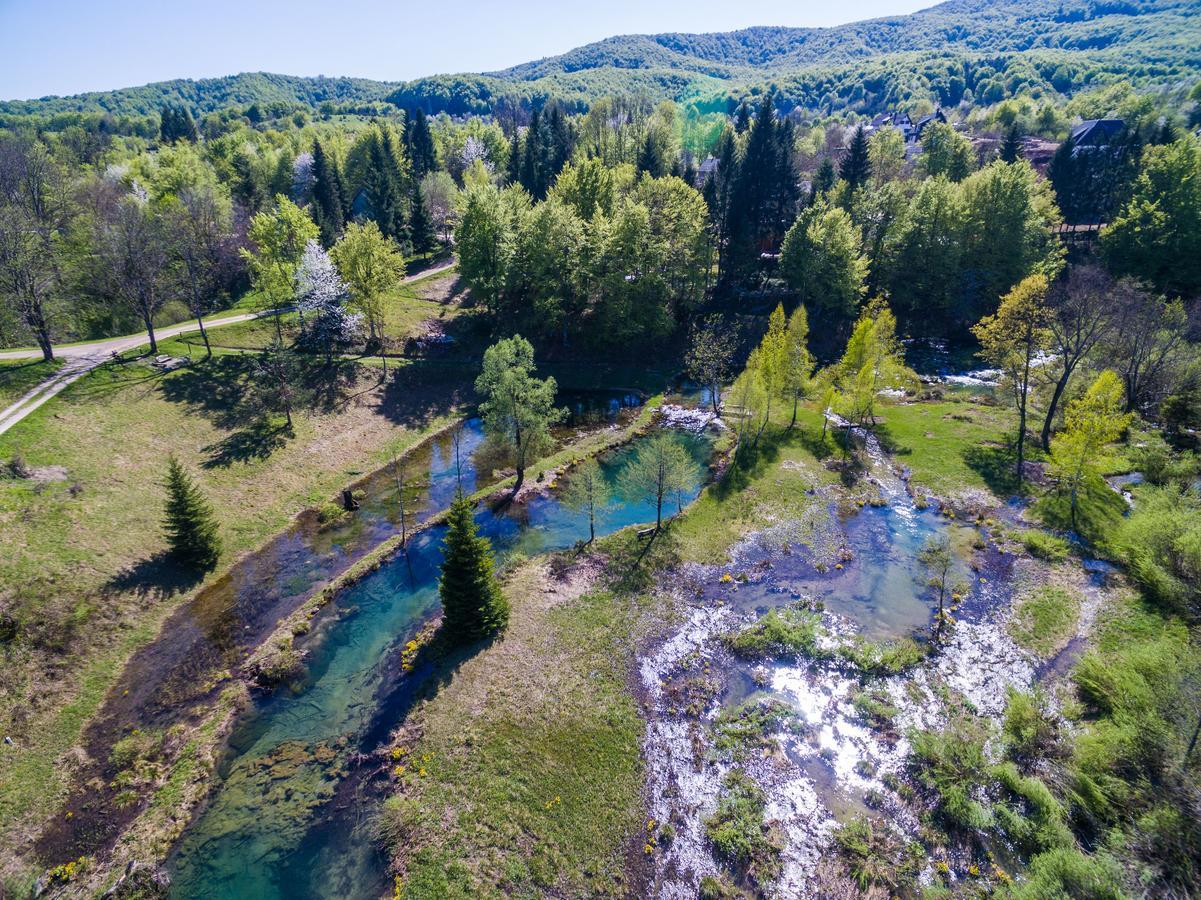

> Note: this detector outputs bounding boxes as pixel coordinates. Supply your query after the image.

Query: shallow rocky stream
[639,432,1072,898]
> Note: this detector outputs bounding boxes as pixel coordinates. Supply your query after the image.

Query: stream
[165,415,717,899]
[641,432,1037,897]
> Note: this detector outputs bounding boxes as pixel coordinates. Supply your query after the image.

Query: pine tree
[364,128,406,242]
[1000,125,1024,163]
[734,100,752,134]
[406,108,437,178]
[637,132,665,177]
[811,157,836,203]
[506,131,522,186]
[163,455,221,569]
[409,183,437,258]
[438,491,509,643]
[311,141,345,247]
[840,125,871,190]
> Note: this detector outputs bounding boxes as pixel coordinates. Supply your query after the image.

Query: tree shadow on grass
[202,419,292,469]
[963,441,1021,499]
[375,359,470,428]
[103,550,207,601]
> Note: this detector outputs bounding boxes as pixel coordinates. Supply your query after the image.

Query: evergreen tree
[408,183,437,258]
[363,128,406,243]
[310,140,345,247]
[163,455,221,570]
[734,100,752,134]
[506,130,522,186]
[438,490,509,643]
[1000,125,1024,163]
[726,93,782,278]
[406,108,437,179]
[839,125,871,190]
[520,109,543,197]
[811,157,836,203]
[159,103,198,143]
[637,132,666,177]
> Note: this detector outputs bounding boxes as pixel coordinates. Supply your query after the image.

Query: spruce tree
[734,100,752,134]
[1000,125,1024,163]
[637,132,665,177]
[406,108,437,178]
[364,128,406,242]
[409,183,437,258]
[839,125,871,190]
[438,491,509,643]
[311,141,345,247]
[163,455,221,570]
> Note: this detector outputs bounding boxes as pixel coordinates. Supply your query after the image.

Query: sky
[0,0,935,101]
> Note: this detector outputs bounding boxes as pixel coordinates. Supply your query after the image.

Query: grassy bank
[0,271,473,881]
[0,358,65,408]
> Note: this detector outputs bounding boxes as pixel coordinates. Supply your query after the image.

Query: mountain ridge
[2,0,1198,119]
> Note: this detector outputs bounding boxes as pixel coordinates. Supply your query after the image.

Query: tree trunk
[144,314,158,355]
[511,465,525,498]
[196,313,211,359]
[36,329,54,363]
[1017,354,1030,494]
[588,507,595,544]
[1186,710,1201,765]
[1041,368,1074,452]
[789,393,799,430]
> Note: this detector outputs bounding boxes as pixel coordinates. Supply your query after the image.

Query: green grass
[0,347,471,856]
[1008,584,1080,657]
[381,562,651,898]
[875,399,1019,498]
[0,358,64,408]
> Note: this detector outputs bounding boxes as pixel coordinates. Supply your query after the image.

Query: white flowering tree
[295,239,362,359]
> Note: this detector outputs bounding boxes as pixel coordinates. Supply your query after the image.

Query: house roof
[1070,119,1125,146]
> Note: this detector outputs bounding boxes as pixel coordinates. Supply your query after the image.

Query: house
[866,110,914,141]
[694,156,720,188]
[1070,119,1125,149]
[912,108,948,140]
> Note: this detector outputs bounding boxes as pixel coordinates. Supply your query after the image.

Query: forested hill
[0,73,399,119]
[495,0,1200,81]
[4,0,1199,119]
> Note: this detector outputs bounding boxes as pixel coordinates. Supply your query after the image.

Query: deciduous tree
[475,335,564,495]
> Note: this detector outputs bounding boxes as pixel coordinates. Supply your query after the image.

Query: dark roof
[1070,119,1125,146]
[914,109,947,130]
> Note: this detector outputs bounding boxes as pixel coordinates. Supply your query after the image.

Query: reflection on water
[167,428,715,900]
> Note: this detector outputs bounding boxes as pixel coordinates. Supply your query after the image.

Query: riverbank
[0,352,477,891]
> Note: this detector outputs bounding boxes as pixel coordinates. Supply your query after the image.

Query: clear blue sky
[0,0,933,101]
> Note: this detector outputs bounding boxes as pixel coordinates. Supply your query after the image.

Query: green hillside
[3,0,1198,119]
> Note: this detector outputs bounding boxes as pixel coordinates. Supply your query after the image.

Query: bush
[838,636,927,677]
[834,815,923,891]
[724,605,825,659]
[1111,485,1201,615]
[1002,687,1061,766]
[713,699,799,759]
[1002,847,1124,899]
[1020,529,1072,562]
[704,770,782,882]
[909,714,993,830]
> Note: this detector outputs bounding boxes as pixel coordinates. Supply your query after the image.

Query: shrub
[1002,847,1124,899]
[1020,529,1072,562]
[713,699,799,759]
[909,715,993,830]
[834,815,923,891]
[724,605,825,659]
[838,636,927,677]
[1002,687,1061,766]
[704,770,782,882]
